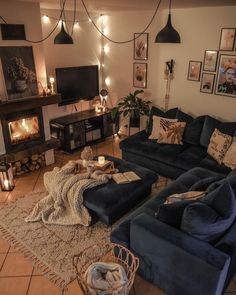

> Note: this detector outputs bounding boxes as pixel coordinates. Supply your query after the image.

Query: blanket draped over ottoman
[25,161,111,226]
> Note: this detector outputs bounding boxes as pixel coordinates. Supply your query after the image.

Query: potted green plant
[111,90,151,129]
[7,57,37,93]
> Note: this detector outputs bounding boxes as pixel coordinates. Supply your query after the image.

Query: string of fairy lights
[41,13,110,87]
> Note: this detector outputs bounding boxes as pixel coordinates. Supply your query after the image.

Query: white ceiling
[14,0,236,11]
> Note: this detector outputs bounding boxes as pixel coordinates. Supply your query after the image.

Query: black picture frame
[0,46,38,100]
[187,61,202,81]
[133,33,148,60]
[203,50,218,72]
[219,28,236,51]
[133,62,147,88]
[215,54,236,98]
[1,24,26,40]
[200,73,215,94]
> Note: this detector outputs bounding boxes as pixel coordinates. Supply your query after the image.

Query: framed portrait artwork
[215,54,236,98]
[200,73,215,94]
[133,33,148,60]
[187,61,202,81]
[133,62,147,88]
[0,46,38,100]
[203,50,218,72]
[219,28,236,51]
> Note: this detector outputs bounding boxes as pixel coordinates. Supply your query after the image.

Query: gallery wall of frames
[187,28,236,98]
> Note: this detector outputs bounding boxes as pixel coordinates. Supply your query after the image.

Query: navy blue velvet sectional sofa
[111,107,236,295]
[120,107,235,178]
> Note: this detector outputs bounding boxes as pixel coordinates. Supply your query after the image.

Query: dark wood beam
[0,94,61,116]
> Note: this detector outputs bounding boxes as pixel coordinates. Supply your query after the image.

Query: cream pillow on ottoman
[157,120,186,145]
[149,116,177,139]
[223,137,236,169]
[207,128,232,163]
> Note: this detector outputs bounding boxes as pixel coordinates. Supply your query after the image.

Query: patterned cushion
[223,137,236,169]
[207,129,232,164]
[157,120,186,145]
[149,116,177,140]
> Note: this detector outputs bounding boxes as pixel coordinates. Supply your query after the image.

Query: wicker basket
[73,242,139,295]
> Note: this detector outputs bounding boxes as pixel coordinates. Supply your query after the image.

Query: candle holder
[0,162,15,191]
[49,76,55,95]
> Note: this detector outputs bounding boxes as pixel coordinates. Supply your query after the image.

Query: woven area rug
[0,190,111,290]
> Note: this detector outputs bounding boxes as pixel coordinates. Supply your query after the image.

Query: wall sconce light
[0,162,15,191]
[155,0,181,43]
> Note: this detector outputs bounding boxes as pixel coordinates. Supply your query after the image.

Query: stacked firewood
[12,153,46,176]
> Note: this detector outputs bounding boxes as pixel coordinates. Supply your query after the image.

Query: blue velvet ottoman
[83,155,158,225]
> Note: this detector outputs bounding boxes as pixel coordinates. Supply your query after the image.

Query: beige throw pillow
[157,120,186,145]
[223,137,236,169]
[149,116,177,140]
[207,128,232,164]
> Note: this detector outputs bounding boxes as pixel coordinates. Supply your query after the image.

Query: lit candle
[3,179,9,191]
[98,156,105,165]
[49,76,55,94]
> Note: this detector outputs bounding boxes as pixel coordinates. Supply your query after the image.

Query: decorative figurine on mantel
[81,146,94,167]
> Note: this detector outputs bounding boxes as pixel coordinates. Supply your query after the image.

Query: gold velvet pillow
[157,120,186,145]
[207,129,232,164]
[223,137,236,169]
[149,116,177,140]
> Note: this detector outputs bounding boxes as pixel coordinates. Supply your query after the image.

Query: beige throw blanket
[25,161,111,226]
[85,262,128,295]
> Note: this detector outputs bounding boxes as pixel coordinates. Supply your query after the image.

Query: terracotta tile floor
[0,136,235,294]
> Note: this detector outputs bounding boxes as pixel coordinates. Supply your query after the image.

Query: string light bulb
[43,15,50,24]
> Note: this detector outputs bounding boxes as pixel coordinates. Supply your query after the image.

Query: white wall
[40,9,101,119]
[0,0,47,154]
[102,6,236,121]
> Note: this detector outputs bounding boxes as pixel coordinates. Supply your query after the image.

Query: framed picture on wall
[133,33,148,60]
[187,61,202,81]
[215,54,236,98]
[133,62,147,88]
[0,46,38,100]
[200,73,215,94]
[203,50,218,72]
[219,28,236,51]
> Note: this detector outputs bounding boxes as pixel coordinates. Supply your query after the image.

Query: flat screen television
[56,65,99,105]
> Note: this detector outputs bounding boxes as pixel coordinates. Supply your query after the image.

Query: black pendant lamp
[155,0,180,43]
[54,21,73,44]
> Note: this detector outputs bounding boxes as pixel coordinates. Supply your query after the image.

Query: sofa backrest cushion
[207,128,232,164]
[156,200,192,228]
[181,183,236,242]
[200,115,236,148]
[147,106,178,135]
[176,110,205,145]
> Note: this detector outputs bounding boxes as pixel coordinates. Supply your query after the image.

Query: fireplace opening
[9,116,40,145]
[1,108,45,153]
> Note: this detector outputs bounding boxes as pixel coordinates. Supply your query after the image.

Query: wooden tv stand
[50,109,118,153]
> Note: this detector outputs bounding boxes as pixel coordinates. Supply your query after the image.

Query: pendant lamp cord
[0,0,66,43]
[80,0,162,44]
[0,0,163,44]
[169,0,171,14]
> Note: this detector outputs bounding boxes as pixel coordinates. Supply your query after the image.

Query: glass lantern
[0,163,15,191]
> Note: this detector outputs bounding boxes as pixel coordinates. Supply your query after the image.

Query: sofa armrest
[130,213,230,295]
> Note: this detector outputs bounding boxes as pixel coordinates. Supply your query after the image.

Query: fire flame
[8,116,40,144]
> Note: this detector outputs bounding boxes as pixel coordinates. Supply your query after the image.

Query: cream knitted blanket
[25,161,111,226]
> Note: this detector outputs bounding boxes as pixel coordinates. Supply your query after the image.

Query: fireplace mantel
[0,94,61,115]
